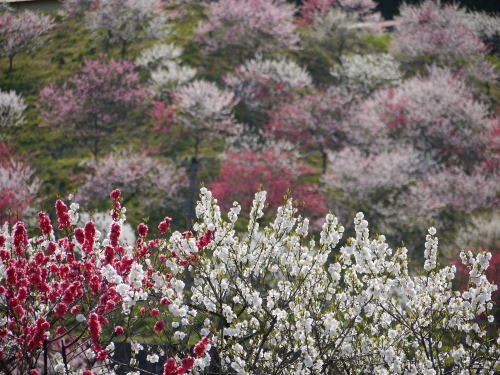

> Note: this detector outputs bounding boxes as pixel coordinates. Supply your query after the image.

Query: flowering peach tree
[210,146,327,219]
[195,0,299,59]
[0,160,41,226]
[0,10,53,72]
[323,67,499,238]
[85,0,170,57]
[39,58,148,159]
[0,189,212,374]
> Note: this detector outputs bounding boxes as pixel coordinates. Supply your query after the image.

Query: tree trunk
[321,148,328,174]
[8,56,13,73]
[184,156,199,230]
[120,40,127,59]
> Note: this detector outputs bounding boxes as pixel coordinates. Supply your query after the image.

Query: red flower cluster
[196,229,214,252]
[158,216,172,234]
[55,199,71,230]
[110,189,121,201]
[137,223,148,237]
[83,221,96,253]
[13,222,28,255]
[153,320,165,332]
[109,222,121,247]
[163,356,195,375]
[0,189,205,373]
[88,313,101,348]
[193,336,211,358]
[38,212,53,235]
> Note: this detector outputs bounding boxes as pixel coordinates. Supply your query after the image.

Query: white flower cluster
[0,89,26,130]
[86,0,170,48]
[330,53,403,94]
[224,56,311,109]
[183,188,499,374]
[175,80,240,134]
[136,43,197,97]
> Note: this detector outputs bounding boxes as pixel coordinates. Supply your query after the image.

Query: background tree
[295,8,383,85]
[329,53,403,96]
[85,0,170,57]
[210,145,327,219]
[136,43,197,100]
[0,160,40,225]
[266,88,356,172]
[0,89,26,138]
[76,149,185,219]
[391,0,492,77]
[39,57,148,159]
[224,56,312,127]
[195,0,299,61]
[299,0,379,24]
[322,67,498,246]
[0,10,53,72]
[62,0,99,17]
[151,80,239,227]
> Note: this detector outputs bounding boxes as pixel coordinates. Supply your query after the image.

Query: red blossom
[88,313,101,345]
[181,357,195,370]
[83,221,96,253]
[163,358,178,375]
[150,308,159,317]
[193,336,211,358]
[13,222,28,255]
[210,147,327,218]
[158,217,172,234]
[38,212,53,236]
[110,189,121,201]
[55,200,71,230]
[54,303,68,318]
[74,227,85,244]
[153,320,165,332]
[137,223,148,237]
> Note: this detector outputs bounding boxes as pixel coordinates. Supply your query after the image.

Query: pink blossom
[196,0,299,56]
[392,1,487,62]
[76,150,185,210]
[39,57,148,158]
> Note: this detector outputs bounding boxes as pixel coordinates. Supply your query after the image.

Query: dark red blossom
[55,200,71,230]
[88,313,101,345]
[13,222,28,255]
[74,228,85,244]
[158,217,172,234]
[97,349,108,361]
[83,221,96,253]
[109,223,121,247]
[38,212,53,235]
[193,336,211,358]
[110,189,121,201]
[181,357,195,371]
[54,303,68,318]
[163,358,178,375]
[137,223,148,237]
[153,320,165,332]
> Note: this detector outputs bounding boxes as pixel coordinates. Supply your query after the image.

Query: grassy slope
[1,4,498,238]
